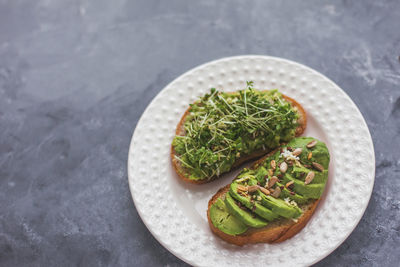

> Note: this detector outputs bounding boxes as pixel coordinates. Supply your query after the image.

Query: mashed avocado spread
[210,137,330,236]
[172,82,299,180]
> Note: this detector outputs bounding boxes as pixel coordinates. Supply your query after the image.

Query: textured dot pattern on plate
[127,55,375,267]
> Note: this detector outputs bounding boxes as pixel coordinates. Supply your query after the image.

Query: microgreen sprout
[172,81,298,180]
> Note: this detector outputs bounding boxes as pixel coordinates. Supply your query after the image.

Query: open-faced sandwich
[171,82,307,184]
[207,137,330,245]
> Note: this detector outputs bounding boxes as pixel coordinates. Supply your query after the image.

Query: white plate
[127,55,375,267]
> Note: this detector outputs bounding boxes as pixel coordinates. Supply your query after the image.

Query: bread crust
[171,92,307,184]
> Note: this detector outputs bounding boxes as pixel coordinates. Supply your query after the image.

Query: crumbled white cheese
[280,148,300,161]
[284,197,298,207]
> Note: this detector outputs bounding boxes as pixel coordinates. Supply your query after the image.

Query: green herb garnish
[172,81,299,180]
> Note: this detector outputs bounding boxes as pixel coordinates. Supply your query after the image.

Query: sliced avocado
[263,153,280,170]
[215,197,226,210]
[210,198,248,235]
[278,183,309,204]
[283,174,326,199]
[259,193,302,219]
[230,183,278,221]
[224,192,268,228]
[292,166,328,184]
[255,167,268,184]
[306,144,330,169]
[211,136,330,234]
[287,137,330,168]
[237,168,255,179]
[247,178,258,186]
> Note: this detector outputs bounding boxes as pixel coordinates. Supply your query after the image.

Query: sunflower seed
[285,181,294,189]
[271,186,281,198]
[248,185,259,193]
[306,140,317,148]
[237,185,248,192]
[305,171,315,185]
[312,162,324,172]
[292,148,302,156]
[270,160,276,170]
[280,162,288,173]
[268,176,279,188]
[259,186,270,195]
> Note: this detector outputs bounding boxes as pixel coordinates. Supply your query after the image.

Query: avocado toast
[171,82,307,184]
[207,137,330,245]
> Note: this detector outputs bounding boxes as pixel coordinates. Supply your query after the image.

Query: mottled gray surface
[0,0,399,266]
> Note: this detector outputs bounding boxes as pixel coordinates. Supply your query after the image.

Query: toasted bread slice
[206,147,321,246]
[207,184,319,245]
[171,93,307,184]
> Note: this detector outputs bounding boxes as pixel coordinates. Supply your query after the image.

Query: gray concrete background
[0,0,399,266]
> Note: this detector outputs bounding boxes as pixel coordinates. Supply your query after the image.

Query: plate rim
[127,55,375,266]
